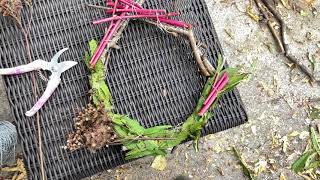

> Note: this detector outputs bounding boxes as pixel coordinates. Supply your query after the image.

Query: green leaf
[121,116,146,135]
[292,150,315,173]
[113,125,129,138]
[304,152,317,170]
[216,54,224,74]
[306,161,320,170]
[89,39,98,56]
[194,76,216,113]
[143,125,172,136]
[310,127,320,156]
[222,68,248,93]
[125,149,154,160]
[193,131,201,152]
[84,51,90,68]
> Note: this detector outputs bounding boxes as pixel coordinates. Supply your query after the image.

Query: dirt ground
[84,0,320,179]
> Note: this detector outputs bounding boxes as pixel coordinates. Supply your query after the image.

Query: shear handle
[0,60,47,75]
[25,78,61,117]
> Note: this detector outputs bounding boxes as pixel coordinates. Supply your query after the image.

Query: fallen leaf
[254,160,267,175]
[300,10,310,16]
[280,173,288,180]
[308,52,316,72]
[224,28,235,39]
[280,0,291,9]
[246,5,261,22]
[258,81,275,97]
[289,131,300,137]
[151,155,167,171]
[281,136,289,153]
[306,0,316,7]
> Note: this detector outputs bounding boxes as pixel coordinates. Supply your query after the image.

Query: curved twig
[254,0,316,82]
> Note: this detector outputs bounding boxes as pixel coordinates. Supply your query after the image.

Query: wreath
[67,39,248,160]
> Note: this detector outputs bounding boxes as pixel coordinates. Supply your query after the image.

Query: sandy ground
[84,0,320,179]
[1,0,319,179]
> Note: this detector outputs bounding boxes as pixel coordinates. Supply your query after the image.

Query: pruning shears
[0,48,77,117]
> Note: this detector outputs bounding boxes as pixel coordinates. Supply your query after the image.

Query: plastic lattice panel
[0,0,247,179]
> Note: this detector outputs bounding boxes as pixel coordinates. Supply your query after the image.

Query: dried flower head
[67,103,117,151]
[0,0,32,25]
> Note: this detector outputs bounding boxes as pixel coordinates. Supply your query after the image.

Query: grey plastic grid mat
[0,0,247,179]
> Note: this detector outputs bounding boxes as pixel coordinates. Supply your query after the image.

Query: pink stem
[204,73,227,105]
[108,1,190,28]
[93,14,177,24]
[112,0,119,16]
[91,2,134,66]
[106,8,167,14]
[119,0,142,9]
[198,74,229,116]
[90,20,122,65]
[107,2,126,9]
[150,17,192,28]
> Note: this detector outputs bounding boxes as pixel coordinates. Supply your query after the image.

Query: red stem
[152,17,192,28]
[105,8,167,14]
[90,10,130,65]
[204,73,227,105]
[118,0,143,9]
[108,1,190,28]
[107,2,126,9]
[93,13,177,25]
[198,73,229,116]
[112,0,119,16]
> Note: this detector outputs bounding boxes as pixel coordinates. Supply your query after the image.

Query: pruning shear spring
[0,48,78,117]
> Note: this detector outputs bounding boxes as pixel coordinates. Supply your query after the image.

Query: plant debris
[233,147,257,180]
[151,155,167,171]
[291,127,320,179]
[0,157,27,180]
[67,103,117,151]
[252,0,317,82]
[246,2,261,22]
[309,107,320,120]
[0,0,31,25]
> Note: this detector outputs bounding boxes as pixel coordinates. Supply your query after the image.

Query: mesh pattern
[0,121,17,166]
[0,0,247,179]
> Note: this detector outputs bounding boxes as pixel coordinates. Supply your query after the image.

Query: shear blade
[59,61,78,72]
[50,48,69,64]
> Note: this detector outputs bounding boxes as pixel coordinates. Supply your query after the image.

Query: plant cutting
[67,39,248,159]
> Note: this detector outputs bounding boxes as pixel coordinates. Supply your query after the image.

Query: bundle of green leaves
[77,39,248,160]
